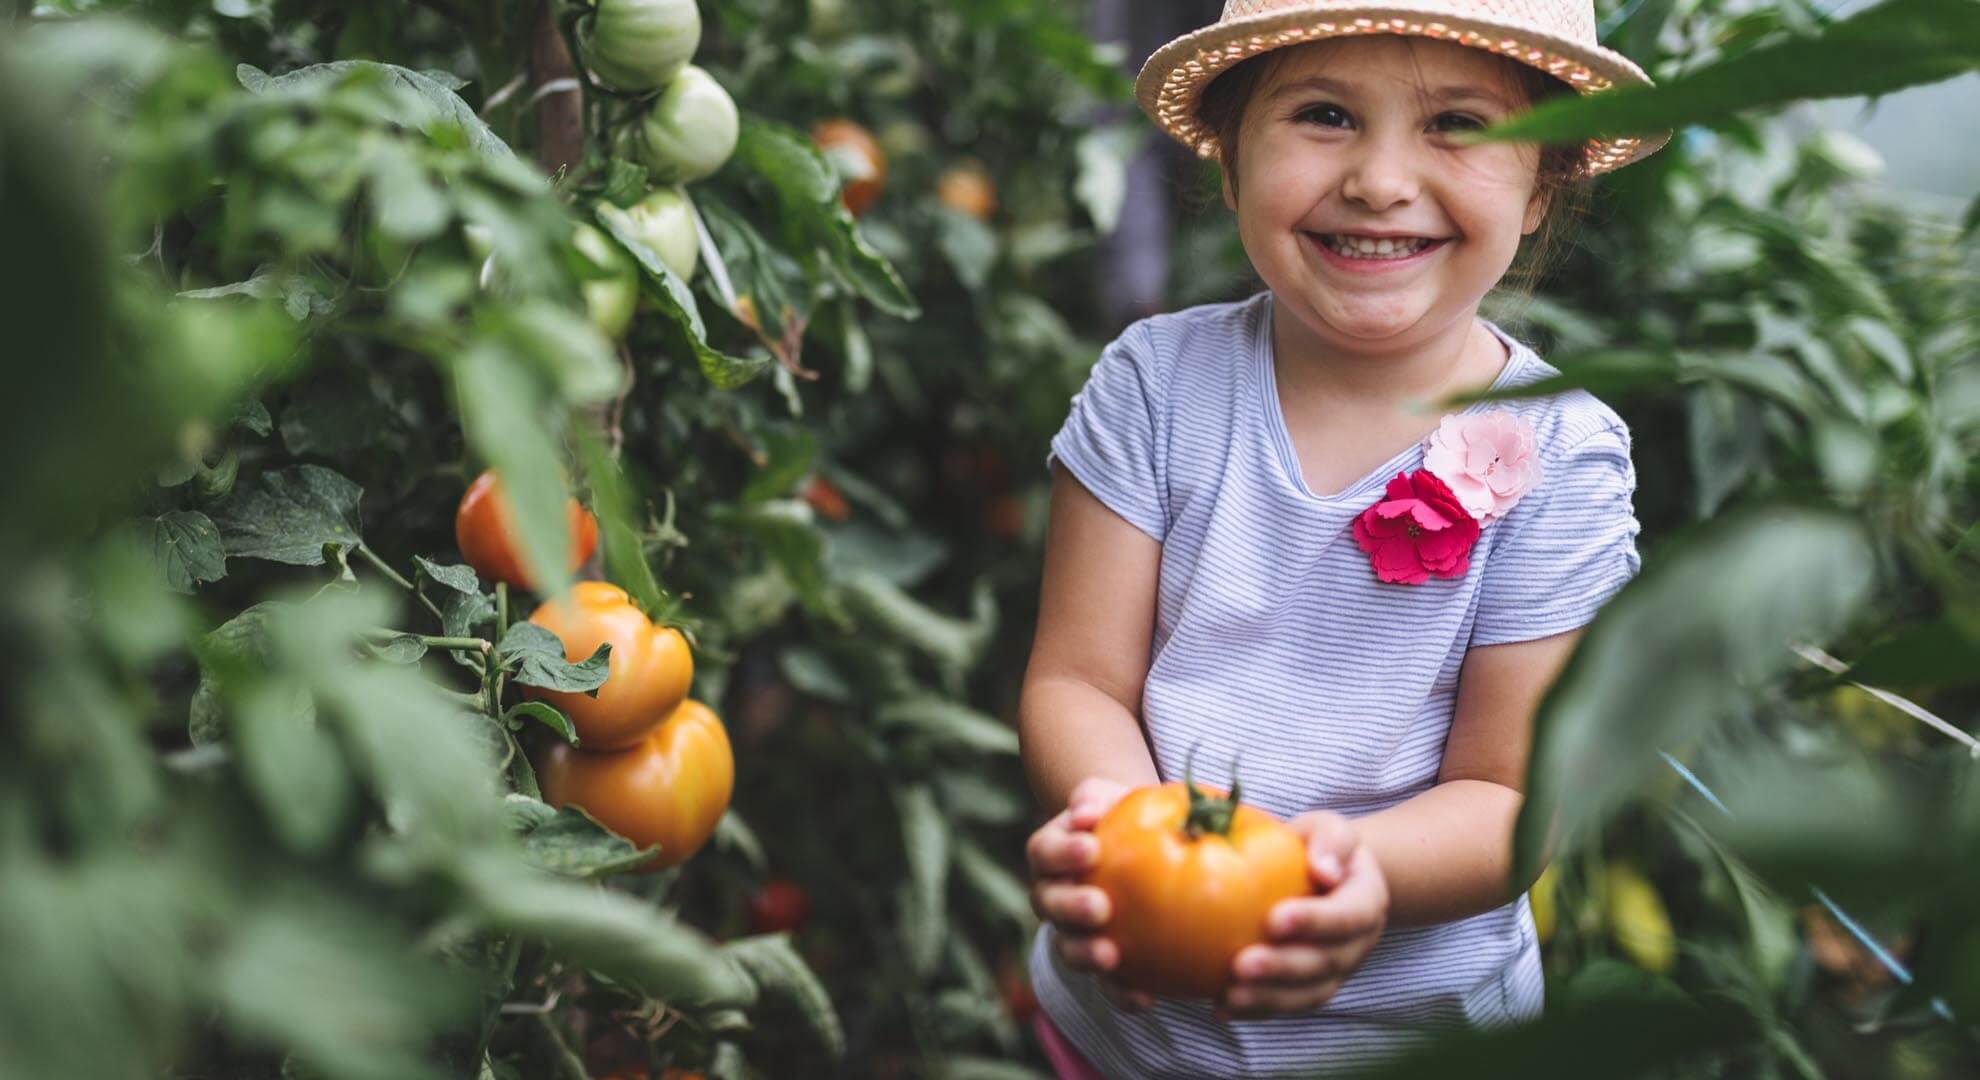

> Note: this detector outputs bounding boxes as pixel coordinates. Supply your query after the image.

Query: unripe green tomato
[633,65,739,184]
[624,188,700,281]
[571,222,638,340]
[577,0,701,92]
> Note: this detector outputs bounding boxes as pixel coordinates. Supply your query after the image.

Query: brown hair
[1191,40,1593,301]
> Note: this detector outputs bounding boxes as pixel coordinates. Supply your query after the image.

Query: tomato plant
[535,698,735,871]
[524,582,694,750]
[1083,779,1310,998]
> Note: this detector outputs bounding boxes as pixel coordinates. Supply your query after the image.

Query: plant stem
[355,544,416,590]
[495,582,510,709]
[362,627,492,652]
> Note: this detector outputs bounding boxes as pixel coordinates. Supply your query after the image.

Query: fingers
[1026,816,1101,878]
[1032,881,1112,931]
[1289,810,1359,890]
[1065,777,1130,829]
[1229,942,1337,986]
[1218,979,1344,1020]
[1056,929,1118,973]
[1265,887,1386,943]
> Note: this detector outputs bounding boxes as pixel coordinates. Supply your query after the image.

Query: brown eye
[1437,112,1486,132]
[1296,103,1352,128]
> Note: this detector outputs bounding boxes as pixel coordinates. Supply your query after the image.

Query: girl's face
[1225,36,1550,352]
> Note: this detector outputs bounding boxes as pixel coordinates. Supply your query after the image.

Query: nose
[1339,133,1422,212]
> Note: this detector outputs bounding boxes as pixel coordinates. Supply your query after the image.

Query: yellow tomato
[1602,862,1676,973]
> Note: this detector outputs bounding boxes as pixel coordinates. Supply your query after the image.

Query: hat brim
[1135,6,1671,179]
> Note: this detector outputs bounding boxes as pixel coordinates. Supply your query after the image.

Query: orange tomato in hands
[535,698,734,872]
[523,582,693,750]
[1083,778,1310,998]
[455,470,599,591]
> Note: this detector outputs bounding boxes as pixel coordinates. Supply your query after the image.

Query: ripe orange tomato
[936,161,997,220]
[523,582,693,750]
[535,698,734,872]
[810,118,886,217]
[455,470,599,591]
[1082,781,1310,998]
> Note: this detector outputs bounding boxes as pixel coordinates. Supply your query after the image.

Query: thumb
[1290,810,1357,890]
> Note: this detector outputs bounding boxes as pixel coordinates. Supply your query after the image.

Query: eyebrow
[1267,74,1512,107]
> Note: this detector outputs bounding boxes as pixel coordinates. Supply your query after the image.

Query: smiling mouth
[1306,232,1451,259]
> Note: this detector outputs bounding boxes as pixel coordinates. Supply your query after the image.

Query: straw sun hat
[1136,0,1672,179]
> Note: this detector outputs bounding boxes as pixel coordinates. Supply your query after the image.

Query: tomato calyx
[1179,745,1244,840]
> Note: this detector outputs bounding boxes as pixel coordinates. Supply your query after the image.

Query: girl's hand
[1025,777,1156,1012]
[1215,810,1389,1022]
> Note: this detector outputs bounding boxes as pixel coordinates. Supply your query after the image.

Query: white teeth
[1317,234,1435,259]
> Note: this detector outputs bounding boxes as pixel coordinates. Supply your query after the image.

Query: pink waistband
[1032,1010,1109,1080]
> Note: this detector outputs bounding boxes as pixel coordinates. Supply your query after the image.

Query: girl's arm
[1018,463,1164,816]
[1352,629,1582,930]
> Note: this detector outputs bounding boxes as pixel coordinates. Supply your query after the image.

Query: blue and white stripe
[1029,289,1642,1078]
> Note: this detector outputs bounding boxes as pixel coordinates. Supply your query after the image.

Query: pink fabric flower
[1352,470,1481,585]
[1421,409,1541,524]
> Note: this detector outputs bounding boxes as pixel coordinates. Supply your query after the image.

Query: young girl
[1019,2,1670,1076]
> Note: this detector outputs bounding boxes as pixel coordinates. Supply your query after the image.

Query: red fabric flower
[1352,470,1481,584]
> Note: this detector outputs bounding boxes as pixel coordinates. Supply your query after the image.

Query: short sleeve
[1469,423,1642,646]
[1045,324,1169,542]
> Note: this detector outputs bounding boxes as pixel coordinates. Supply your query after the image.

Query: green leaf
[147,510,226,592]
[711,500,833,617]
[278,379,395,455]
[1829,614,1980,689]
[896,783,950,977]
[722,934,846,1059]
[365,633,428,664]
[503,701,577,745]
[236,60,520,164]
[575,424,667,616]
[1074,125,1143,233]
[234,680,352,855]
[729,118,918,319]
[452,341,572,598]
[505,795,656,877]
[936,771,1030,826]
[363,135,451,242]
[777,646,854,704]
[215,902,471,1080]
[414,556,481,595]
[496,623,610,694]
[1354,980,1750,1079]
[441,588,497,672]
[741,427,818,504]
[453,852,758,1008]
[713,810,768,876]
[1512,506,1878,883]
[953,834,1034,930]
[840,570,996,672]
[934,208,997,291]
[943,1059,1051,1080]
[876,697,1019,756]
[1462,0,1980,143]
[594,201,770,390]
[208,464,364,566]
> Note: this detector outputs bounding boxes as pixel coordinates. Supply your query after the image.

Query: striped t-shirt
[1029,289,1642,1079]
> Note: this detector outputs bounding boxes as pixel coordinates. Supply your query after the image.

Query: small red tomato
[747,878,812,935]
[800,474,850,522]
[998,960,1039,1025]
